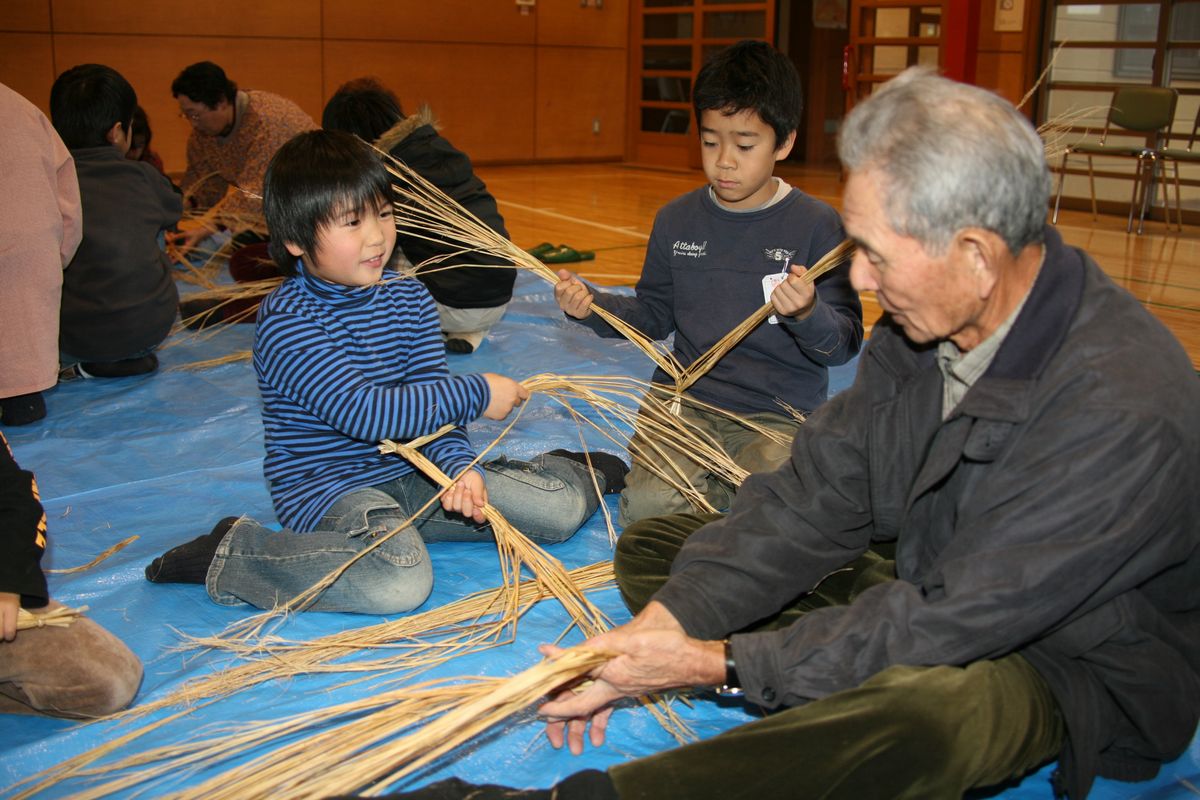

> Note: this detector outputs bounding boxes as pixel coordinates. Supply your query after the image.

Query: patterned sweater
[181,90,316,229]
[254,264,490,532]
[0,432,48,607]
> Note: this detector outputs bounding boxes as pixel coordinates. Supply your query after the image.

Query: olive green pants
[608,512,1065,800]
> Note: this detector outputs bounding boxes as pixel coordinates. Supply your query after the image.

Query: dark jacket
[0,432,48,608]
[654,226,1200,798]
[377,109,516,309]
[60,146,182,362]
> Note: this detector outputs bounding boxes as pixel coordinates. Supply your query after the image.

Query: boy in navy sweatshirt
[555,41,862,527]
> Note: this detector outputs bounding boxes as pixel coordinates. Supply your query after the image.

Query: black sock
[0,392,47,426]
[547,449,629,494]
[79,353,159,378]
[145,516,238,583]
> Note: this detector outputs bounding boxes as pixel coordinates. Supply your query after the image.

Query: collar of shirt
[937,247,1044,419]
[706,177,794,213]
[296,259,381,310]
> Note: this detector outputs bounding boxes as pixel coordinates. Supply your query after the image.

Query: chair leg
[1136,157,1159,236]
[1160,160,1175,232]
[1127,157,1141,234]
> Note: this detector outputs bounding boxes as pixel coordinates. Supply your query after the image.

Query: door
[627,0,776,168]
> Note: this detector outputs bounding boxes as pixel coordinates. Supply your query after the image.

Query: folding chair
[1052,86,1179,234]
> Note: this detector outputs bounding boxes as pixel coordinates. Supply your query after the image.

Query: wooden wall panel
[974,0,1042,116]
[49,0,321,38]
[976,51,1030,108]
[324,41,536,162]
[1,0,51,31]
[323,0,534,44]
[53,35,322,172]
[537,0,627,47]
[0,2,627,167]
[536,46,625,159]
[0,33,55,114]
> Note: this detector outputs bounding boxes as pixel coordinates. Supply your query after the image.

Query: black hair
[263,130,394,277]
[49,64,137,149]
[171,61,237,108]
[692,40,803,150]
[130,105,152,147]
[321,77,405,143]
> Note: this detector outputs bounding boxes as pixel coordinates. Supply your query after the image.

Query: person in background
[168,60,315,261]
[0,82,82,426]
[50,64,182,379]
[126,105,167,175]
[322,77,517,354]
[0,430,143,717]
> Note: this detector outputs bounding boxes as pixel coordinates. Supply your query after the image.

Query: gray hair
[837,67,1049,256]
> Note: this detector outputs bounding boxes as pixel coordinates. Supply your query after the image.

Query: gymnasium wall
[0,0,629,173]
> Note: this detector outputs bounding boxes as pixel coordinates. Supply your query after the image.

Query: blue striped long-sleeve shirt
[253,263,490,532]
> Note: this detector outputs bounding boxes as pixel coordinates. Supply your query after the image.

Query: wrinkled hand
[0,592,20,642]
[538,602,723,754]
[770,264,817,319]
[442,469,488,523]
[480,373,530,420]
[554,269,594,320]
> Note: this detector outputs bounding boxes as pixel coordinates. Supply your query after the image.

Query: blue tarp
[1,271,1196,798]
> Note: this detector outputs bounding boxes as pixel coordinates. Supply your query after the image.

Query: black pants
[608,512,1064,800]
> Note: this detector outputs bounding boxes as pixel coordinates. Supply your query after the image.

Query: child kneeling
[146,131,624,614]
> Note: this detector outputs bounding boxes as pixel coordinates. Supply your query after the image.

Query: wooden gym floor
[478,162,1200,370]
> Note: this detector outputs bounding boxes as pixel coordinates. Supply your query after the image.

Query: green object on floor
[540,244,595,264]
[526,242,556,258]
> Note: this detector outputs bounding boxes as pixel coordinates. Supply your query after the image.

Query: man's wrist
[715,638,744,697]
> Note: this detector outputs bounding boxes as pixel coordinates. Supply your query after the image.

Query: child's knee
[344,528,434,613]
[46,620,143,717]
[486,456,599,543]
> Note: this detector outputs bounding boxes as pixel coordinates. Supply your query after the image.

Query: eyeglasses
[178,107,212,122]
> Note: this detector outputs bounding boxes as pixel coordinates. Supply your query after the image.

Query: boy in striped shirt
[147,131,625,614]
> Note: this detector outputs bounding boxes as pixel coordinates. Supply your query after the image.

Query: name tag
[762,273,787,324]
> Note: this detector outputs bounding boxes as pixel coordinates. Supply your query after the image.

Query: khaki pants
[618,397,801,528]
[610,513,1064,800]
[434,301,509,352]
[0,600,142,718]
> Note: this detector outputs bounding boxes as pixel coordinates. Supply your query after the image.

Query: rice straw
[15,604,87,631]
[45,535,138,574]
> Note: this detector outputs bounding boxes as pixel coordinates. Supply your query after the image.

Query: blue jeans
[206,454,601,614]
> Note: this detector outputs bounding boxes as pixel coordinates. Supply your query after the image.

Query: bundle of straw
[27,649,613,800]
[10,564,621,800]
[16,604,86,631]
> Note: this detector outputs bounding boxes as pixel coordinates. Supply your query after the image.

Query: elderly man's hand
[538,602,725,754]
[770,264,817,320]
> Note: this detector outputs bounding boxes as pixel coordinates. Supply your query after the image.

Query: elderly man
[374,68,1200,800]
[169,61,315,257]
